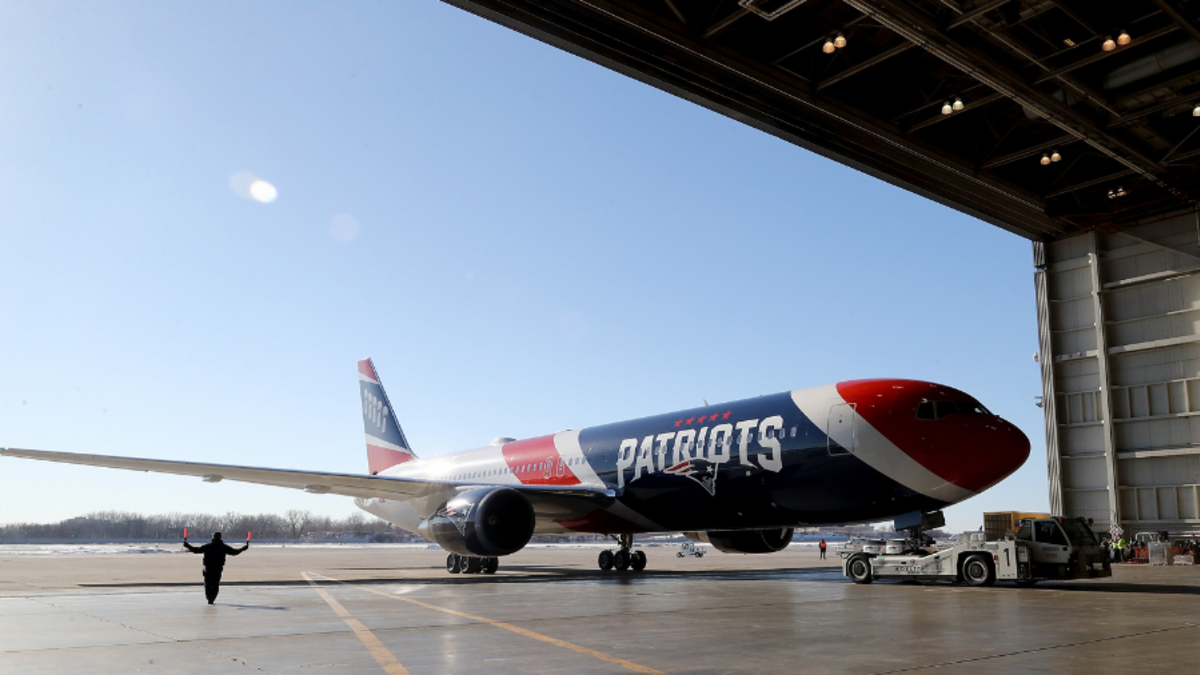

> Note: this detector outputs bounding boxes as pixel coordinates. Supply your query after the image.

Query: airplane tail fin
[358,358,416,474]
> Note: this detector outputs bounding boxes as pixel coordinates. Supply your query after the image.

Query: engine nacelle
[418,487,535,557]
[686,527,794,554]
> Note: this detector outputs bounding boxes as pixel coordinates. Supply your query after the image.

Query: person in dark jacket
[184,532,248,604]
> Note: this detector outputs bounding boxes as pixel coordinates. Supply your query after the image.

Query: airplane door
[827,403,857,456]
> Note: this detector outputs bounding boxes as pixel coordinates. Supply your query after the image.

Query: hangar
[443,0,1200,534]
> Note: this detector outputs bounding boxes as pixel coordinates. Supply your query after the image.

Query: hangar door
[1036,211,1200,534]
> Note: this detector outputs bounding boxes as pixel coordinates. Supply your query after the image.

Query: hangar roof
[446,0,1200,241]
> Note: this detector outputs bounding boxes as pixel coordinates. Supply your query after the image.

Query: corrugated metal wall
[1037,211,1200,535]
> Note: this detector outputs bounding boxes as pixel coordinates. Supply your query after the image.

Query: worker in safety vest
[1113,536,1127,563]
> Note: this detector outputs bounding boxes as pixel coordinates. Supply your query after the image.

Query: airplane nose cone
[836,379,1030,496]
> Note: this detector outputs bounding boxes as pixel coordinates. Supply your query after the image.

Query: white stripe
[359,372,379,384]
[791,385,975,504]
[553,430,605,488]
[365,434,409,454]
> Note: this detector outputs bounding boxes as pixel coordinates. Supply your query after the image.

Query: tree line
[0,510,421,543]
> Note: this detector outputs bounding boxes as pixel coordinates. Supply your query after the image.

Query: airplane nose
[940,417,1030,493]
[836,379,1030,496]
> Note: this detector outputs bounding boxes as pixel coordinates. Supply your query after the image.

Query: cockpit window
[917,398,991,420]
[958,399,991,415]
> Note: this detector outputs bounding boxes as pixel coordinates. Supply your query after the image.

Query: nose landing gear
[597,534,647,572]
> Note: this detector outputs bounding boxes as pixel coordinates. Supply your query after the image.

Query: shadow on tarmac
[76,567,1200,595]
[79,566,843,589]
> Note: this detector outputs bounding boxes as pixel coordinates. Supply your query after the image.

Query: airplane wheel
[963,555,995,587]
[483,557,499,574]
[447,554,461,574]
[847,555,873,584]
[631,550,647,571]
[598,550,614,571]
[614,550,631,571]
[456,555,472,574]
[466,556,483,574]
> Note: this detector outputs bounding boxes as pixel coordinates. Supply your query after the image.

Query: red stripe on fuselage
[502,434,580,486]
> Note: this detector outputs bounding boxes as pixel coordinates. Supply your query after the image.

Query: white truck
[841,516,1111,587]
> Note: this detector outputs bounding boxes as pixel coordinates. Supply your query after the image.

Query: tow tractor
[677,541,706,558]
[840,511,1110,587]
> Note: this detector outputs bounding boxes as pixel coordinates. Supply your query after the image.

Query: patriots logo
[665,458,719,496]
[436,502,474,536]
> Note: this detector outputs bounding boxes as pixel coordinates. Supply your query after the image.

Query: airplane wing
[0,448,615,502]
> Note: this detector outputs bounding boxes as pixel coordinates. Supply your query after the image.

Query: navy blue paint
[571,391,947,532]
[359,379,411,451]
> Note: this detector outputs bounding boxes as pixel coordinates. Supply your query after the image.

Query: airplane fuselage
[358,379,1029,536]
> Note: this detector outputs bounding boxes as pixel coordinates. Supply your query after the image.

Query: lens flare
[249,180,278,203]
[230,171,278,203]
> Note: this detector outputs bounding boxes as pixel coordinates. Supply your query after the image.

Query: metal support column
[1086,232,1122,528]
[1032,241,1063,515]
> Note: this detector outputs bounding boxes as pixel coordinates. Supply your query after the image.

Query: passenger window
[916,401,935,420]
[790,427,797,437]
[935,401,957,419]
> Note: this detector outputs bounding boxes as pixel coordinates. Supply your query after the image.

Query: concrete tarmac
[1,544,1197,674]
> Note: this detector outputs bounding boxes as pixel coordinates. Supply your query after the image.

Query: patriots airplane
[2,359,1029,574]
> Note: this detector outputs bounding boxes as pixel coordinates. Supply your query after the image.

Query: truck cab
[1016,517,1108,580]
[842,515,1110,587]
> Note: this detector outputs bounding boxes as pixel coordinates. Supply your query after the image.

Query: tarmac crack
[872,623,1200,673]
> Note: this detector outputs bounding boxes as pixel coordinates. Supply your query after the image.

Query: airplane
[1,358,1029,574]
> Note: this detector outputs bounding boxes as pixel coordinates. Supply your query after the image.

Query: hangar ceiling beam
[946,0,1012,30]
[818,42,916,91]
[1045,169,1138,199]
[705,6,750,39]
[982,134,1076,170]
[842,0,1174,197]
[1150,0,1200,46]
[1032,24,1180,85]
[907,91,1004,132]
[661,0,685,25]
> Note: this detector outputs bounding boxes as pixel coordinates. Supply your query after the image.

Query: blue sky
[0,1,1045,532]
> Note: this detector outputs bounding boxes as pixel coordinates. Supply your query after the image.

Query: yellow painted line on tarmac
[302,572,411,675]
[308,572,665,674]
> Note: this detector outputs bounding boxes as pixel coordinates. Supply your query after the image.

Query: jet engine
[686,527,794,554]
[418,487,535,557]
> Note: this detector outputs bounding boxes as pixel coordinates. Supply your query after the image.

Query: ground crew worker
[1113,536,1127,563]
[184,532,249,604]
[819,538,827,560]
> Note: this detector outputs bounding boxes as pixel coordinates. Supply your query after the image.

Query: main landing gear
[446,553,498,575]
[597,534,647,572]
